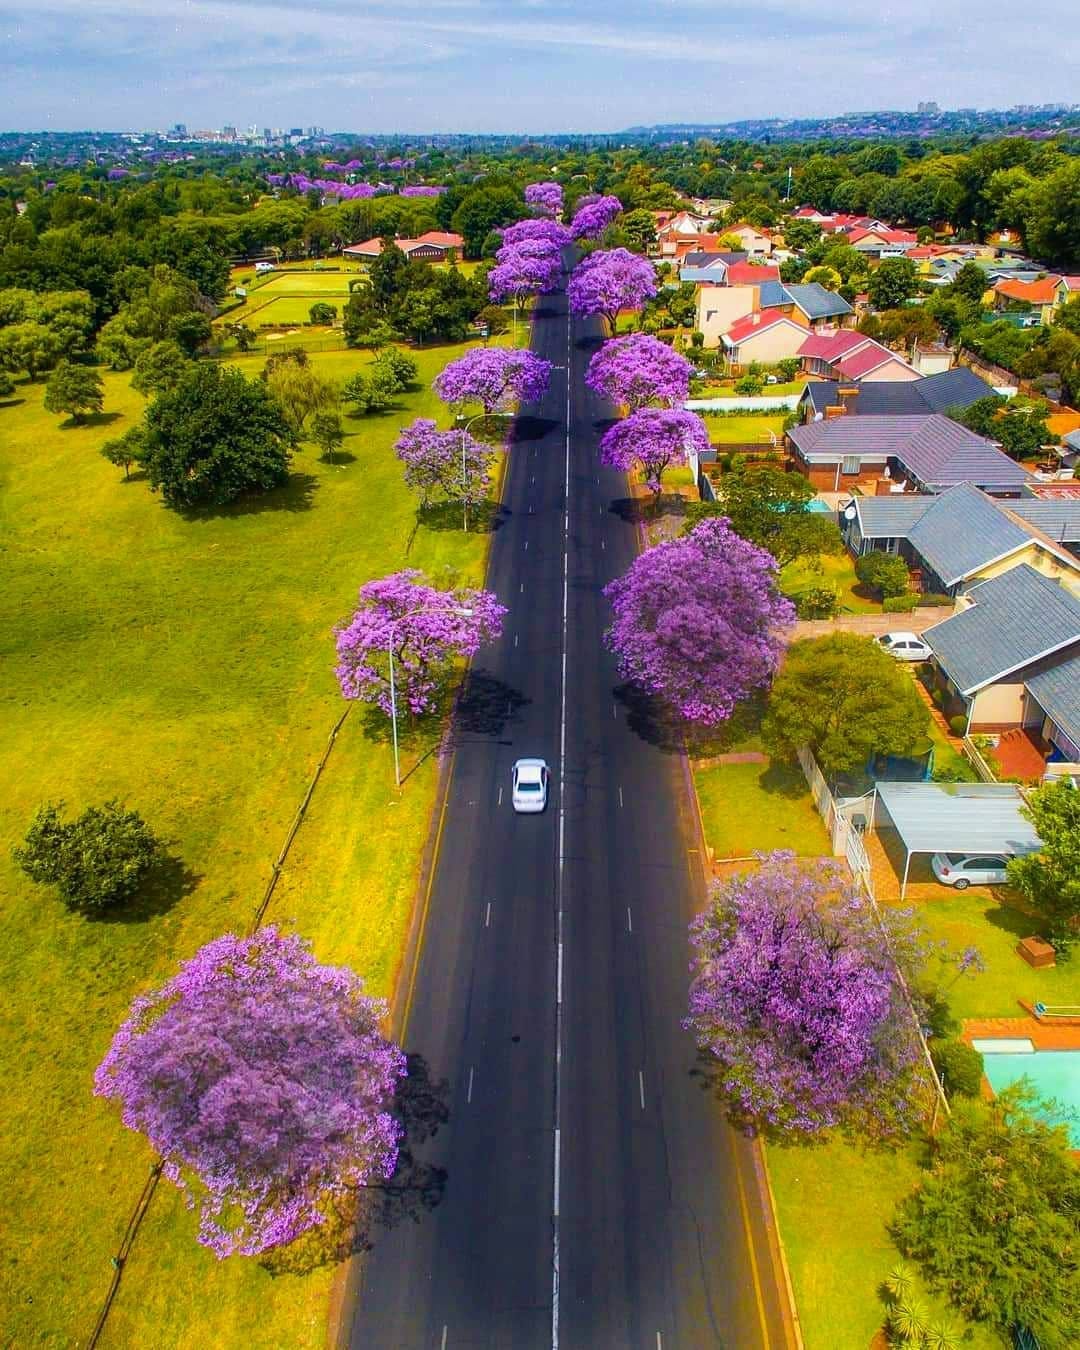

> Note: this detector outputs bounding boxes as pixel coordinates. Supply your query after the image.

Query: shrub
[790,587,838,619]
[932,689,945,708]
[13,800,162,913]
[917,592,953,608]
[948,714,967,736]
[930,1039,984,1098]
[883,593,920,613]
[855,550,911,598]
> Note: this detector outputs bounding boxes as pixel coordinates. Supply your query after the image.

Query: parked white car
[511,758,549,814]
[930,853,1009,889]
[877,632,933,662]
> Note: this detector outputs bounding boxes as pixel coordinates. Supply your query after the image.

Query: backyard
[0,335,514,1346]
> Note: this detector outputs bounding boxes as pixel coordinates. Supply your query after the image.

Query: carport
[873,782,1042,899]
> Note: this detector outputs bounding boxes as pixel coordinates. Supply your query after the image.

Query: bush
[930,1040,984,1098]
[13,801,162,913]
[917,592,953,608]
[883,593,920,613]
[855,549,911,598]
[932,689,945,708]
[948,714,967,736]
[790,587,838,619]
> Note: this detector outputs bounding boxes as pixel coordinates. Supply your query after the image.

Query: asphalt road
[346,278,792,1349]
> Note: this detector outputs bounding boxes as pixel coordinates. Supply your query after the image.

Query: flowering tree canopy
[433,347,552,414]
[394,418,492,510]
[598,407,709,495]
[685,854,927,1137]
[567,248,657,334]
[524,181,563,217]
[570,194,623,239]
[498,218,571,250]
[586,333,694,411]
[94,927,405,1257]
[604,517,793,725]
[488,247,562,307]
[335,570,505,716]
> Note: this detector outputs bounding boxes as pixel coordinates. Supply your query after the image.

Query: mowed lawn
[0,337,509,1346]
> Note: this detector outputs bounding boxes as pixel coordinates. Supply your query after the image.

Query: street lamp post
[459,411,511,533]
[387,604,474,789]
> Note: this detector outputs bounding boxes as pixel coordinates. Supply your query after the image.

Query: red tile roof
[344,231,463,256]
[846,227,918,245]
[797,328,870,360]
[836,344,913,379]
[725,309,802,344]
[725,262,781,285]
[994,276,1061,304]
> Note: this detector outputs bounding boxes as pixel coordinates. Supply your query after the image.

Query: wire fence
[85,706,353,1347]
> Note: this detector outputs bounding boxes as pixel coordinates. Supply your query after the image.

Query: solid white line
[618,786,624,809]
[467,1067,474,1104]
[657,1334,663,1350]
[497,786,503,807]
[441,1327,448,1350]
[514,633,519,648]
[520,583,524,594]
[524,540,529,551]
[627,906,633,934]
[612,703,617,719]
[485,901,491,927]
[557,942,563,1004]
[553,1127,561,1215]
[639,1070,646,1111]
[600,539,605,551]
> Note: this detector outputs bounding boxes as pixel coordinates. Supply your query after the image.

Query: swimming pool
[806,499,833,514]
[973,1040,1080,1145]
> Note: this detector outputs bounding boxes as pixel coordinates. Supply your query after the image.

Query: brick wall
[790,608,954,640]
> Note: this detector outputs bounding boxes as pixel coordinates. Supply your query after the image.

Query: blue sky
[2,0,1078,133]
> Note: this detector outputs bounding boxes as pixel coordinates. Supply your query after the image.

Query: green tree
[13,800,162,913]
[685,466,843,568]
[0,369,15,398]
[1055,298,1080,336]
[1007,779,1080,954]
[101,425,148,480]
[130,339,190,398]
[929,1039,984,1100]
[762,633,930,776]
[892,1088,1080,1348]
[947,261,989,304]
[263,359,337,437]
[142,363,294,509]
[0,320,61,378]
[855,549,911,598]
[310,411,345,463]
[308,301,338,325]
[803,264,842,291]
[450,185,525,258]
[868,257,919,311]
[780,217,823,252]
[42,359,104,422]
[1018,159,1080,267]
[619,208,658,254]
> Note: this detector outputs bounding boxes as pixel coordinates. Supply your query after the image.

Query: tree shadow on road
[451,668,531,742]
[260,1053,450,1277]
[615,683,763,759]
[510,414,559,447]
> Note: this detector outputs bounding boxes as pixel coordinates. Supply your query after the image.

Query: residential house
[721,310,809,367]
[798,367,995,421]
[840,483,1080,598]
[655,210,713,256]
[343,230,464,261]
[677,250,748,284]
[923,565,1080,748]
[1054,276,1080,310]
[798,330,918,382]
[720,223,774,256]
[911,342,954,376]
[991,275,1061,326]
[844,226,919,257]
[697,280,852,351]
[786,414,1032,493]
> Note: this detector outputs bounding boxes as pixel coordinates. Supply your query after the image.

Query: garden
[0,333,519,1347]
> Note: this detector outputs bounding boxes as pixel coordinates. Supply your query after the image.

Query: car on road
[511,758,549,813]
[877,631,933,662]
[930,852,1010,889]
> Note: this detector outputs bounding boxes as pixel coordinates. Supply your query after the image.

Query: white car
[511,758,549,814]
[931,853,1009,889]
[877,631,932,662]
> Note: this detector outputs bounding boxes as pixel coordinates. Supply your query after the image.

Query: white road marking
[600,539,605,551]
[514,633,519,648]
[612,703,617,720]
[618,786,624,809]
[657,1335,663,1350]
[520,583,524,594]
[497,786,503,806]
[524,540,529,551]
[441,1327,447,1350]
[627,907,633,934]
[485,901,491,927]
[639,1070,646,1111]
[467,1067,474,1104]
[557,942,563,1004]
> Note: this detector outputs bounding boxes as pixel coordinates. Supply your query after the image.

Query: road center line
[497,786,503,807]
[639,1070,646,1111]
[514,634,519,648]
[627,906,633,934]
[441,1326,447,1350]
[485,901,491,927]
[618,786,624,809]
[467,1066,474,1104]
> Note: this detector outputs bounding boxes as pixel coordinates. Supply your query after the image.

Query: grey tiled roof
[803,368,993,416]
[1005,498,1080,545]
[783,283,854,319]
[854,495,935,536]
[923,565,1080,693]
[788,414,1030,490]
[907,483,1032,585]
[1026,653,1080,751]
[757,281,789,309]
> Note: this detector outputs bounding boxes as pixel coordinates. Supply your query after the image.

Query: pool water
[978,1048,1080,1145]
[806,499,833,514]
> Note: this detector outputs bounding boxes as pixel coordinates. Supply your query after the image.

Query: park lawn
[0,337,506,1346]
[703,412,789,445]
[693,379,805,399]
[766,1136,1004,1350]
[781,552,881,615]
[694,742,830,860]
[255,272,358,296]
[233,295,342,327]
[925,716,978,781]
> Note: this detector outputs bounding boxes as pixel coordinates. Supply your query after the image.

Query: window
[841,455,861,475]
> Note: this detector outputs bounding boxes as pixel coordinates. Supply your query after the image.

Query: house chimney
[824,405,846,418]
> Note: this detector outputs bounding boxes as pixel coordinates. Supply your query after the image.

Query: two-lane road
[346,278,792,1348]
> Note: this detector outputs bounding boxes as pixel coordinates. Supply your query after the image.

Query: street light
[387,604,474,788]
[459,411,512,533]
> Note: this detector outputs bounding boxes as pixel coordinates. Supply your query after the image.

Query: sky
[2,0,1079,134]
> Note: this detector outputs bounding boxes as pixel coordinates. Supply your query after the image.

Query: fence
[685,393,802,412]
[962,735,999,784]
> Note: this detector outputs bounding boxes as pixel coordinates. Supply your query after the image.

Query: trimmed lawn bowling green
[0,336,511,1346]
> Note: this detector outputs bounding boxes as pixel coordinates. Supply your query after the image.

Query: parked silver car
[930,853,1009,889]
[878,631,933,662]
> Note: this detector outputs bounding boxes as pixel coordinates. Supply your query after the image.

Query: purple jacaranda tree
[498,218,571,251]
[567,248,657,335]
[598,407,709,498]
[335,570,505,716]
[685,853,928,1137]
[94,927,405,1258]
[570,194,623,239]
[604,517,794,725]
[394,418,493,511]
[434,347,552,415]
[524,181,563,217]
[488,247,563,312]
[586,333,694,411]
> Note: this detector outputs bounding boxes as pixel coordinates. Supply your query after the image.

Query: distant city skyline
[3,0,1079,134]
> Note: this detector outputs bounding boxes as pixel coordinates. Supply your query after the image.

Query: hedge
[883,593,920,613]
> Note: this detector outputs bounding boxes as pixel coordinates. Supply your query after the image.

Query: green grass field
[0,336,511,1345]
[254,272,357,295]
[704,412,789,445]
[780,552,881,614]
